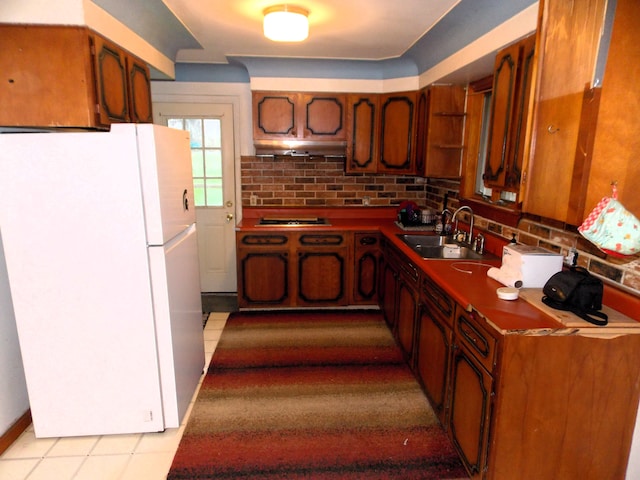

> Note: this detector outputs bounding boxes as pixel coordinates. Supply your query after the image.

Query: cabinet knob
[547,124,560,134]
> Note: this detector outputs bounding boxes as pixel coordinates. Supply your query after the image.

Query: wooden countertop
[237,207,640,335]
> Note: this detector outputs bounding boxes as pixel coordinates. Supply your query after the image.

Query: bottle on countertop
[435,216,443,234]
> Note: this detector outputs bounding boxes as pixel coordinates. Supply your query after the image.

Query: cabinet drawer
[354,232,380,248]
[396,252,419,286]
[238,233,289,246]
[421,275,454,328]
[455,308,497,373]
[297,233,345,247]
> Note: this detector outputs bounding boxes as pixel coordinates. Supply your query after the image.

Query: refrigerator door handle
[182,189,189,211]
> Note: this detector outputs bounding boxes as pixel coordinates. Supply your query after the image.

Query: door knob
[226,213,234,223]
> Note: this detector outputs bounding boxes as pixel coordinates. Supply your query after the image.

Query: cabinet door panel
[484,42,519,188]
[396,279,418,363]
[127,56,153,123]
[380,259,398,330]
[417,306,451,423]
[346,95,379,173]
[523,0,607,221]
[353,233,380,304]
[93,35,129,124]
[449,345,492,478]
[505,35,535,189]
[253,93,298,139]
[378,92,416,174]
[297,251,346,304]
[238,251,290,306]
[301,94,346,140]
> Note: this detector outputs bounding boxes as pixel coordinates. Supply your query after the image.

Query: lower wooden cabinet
[449,308,496,478]
[379,242,399,330]
[237,230,360,308]
[417,275,454,424]
[352,232,381,304]
[236,233,291,307]
[395,256,420,364]
[378,240,420,364]
[296,233,348,307]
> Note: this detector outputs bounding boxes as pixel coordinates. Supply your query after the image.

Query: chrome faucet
[451,205,474,244]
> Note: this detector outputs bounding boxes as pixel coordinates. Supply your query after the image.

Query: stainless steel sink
[397,234,498,260]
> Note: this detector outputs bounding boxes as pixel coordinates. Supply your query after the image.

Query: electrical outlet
[250,194,258,206]
[565,247,578,266]
[363,196,371,206]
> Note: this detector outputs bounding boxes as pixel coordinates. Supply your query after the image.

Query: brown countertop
[237,207,639,334]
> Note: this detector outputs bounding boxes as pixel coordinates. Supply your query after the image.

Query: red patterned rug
[168,310,468,479]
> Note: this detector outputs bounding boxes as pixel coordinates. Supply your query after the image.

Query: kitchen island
[236,207,640,480]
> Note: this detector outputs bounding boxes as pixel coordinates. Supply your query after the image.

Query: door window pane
[185,119,203,148]
[205,178,223,206]
[204,119,222,148]
[191,150,205,177]
[168,117,223,207]
[205,150,222,177]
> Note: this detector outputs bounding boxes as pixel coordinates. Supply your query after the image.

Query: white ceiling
[120,0,461,64]
[90,0,538,83]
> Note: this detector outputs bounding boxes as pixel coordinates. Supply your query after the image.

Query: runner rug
[167,310,468,479]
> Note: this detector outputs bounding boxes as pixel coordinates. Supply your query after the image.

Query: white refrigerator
[0,124,205,438]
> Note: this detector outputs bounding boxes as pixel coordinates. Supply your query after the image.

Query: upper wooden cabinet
[345,94,380,174]
[0,24,152,129]
[484,34,535,193]
[344,92,417,175]
[125,55,153,124]
[378,91,417,175]
[252,91,347,142]
[581,0,640,225]
[522,0,608,222]
[415,85,466,178]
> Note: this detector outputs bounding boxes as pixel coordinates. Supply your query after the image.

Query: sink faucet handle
[474,233,485,254]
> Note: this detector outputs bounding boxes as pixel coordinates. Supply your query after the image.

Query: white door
[155,103,237,292]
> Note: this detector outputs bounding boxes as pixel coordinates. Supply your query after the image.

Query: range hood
[254,140,346,157]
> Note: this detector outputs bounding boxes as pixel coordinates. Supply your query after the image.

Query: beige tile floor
[0,312,229,480]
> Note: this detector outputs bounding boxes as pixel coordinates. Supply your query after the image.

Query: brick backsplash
[425,180,640,298]
[239,158,640,297]
[240,155,428,207]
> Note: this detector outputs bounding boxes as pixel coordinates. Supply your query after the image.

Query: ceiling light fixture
[263,5,309,42]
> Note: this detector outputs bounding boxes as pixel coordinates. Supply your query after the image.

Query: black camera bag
[542,266,608,326]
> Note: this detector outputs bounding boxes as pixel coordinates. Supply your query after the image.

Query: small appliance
[488,244,564,288]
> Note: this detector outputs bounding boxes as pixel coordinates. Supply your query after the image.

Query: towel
[487,267,524,289]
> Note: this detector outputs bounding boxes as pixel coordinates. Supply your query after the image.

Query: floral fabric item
[578,185,640,257]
